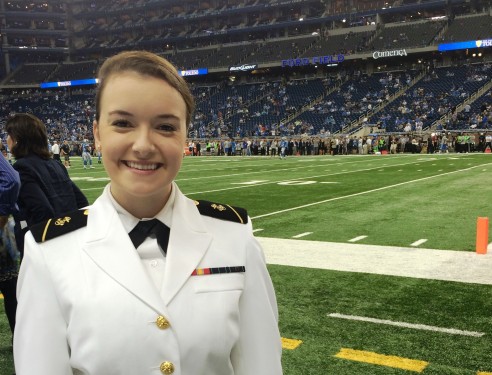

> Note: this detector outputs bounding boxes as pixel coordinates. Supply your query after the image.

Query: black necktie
[129,219,170,255]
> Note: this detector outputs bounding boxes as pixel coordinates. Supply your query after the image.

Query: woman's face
[93,71,187,211]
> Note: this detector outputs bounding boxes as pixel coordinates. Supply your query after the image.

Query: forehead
[101,71,171,94]
[99,72,186,114]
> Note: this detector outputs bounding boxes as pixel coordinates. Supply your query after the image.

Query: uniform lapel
[161,187,212,305]
[82,192,167,315]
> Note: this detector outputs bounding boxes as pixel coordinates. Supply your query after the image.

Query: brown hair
[95,50,195,129]
[5,113,51,159]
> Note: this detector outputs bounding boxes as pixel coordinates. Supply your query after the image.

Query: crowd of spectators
[1,62,492,155]
[0,88,95,155]
[186,130,491,158]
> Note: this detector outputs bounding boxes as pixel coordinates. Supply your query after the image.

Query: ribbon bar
[191,266,246,276]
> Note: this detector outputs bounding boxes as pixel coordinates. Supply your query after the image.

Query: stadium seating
[311,30,373,55]
[370,20,445,50]
[5,63,58,85]
[49,61,99,82]
[1,0,491,150]
[441,14,492,42]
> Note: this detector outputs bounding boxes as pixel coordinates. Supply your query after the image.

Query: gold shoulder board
[30,209,89,243]
[194,200,248,224]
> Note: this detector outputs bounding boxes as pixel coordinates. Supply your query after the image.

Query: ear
[93,120,100,147]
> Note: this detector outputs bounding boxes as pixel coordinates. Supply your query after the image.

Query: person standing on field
[60,140,71,168]
[52,140,61,163]
[14,50,282,375]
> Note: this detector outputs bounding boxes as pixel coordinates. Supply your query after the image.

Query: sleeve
[71,181,89,208]
[15,167,55,226]
[14,233,73,375]
[59,163,88,209]
[0,156,20,216]
[231,223,283,375]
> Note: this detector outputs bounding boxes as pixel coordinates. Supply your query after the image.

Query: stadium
[1,0,492,374]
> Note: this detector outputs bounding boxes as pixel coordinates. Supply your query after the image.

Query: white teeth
[127,161,158,170]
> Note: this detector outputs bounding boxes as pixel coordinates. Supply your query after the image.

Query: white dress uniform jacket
[14,183,282,375]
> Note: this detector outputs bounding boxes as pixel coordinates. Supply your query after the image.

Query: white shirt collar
[104,183,175,233]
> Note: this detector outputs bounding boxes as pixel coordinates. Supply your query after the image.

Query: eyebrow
[108,110,181,122]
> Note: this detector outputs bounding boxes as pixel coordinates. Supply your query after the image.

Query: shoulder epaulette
[194,200,248,224]
[30,209,89,243]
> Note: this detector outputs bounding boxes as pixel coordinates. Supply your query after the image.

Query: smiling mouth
[124,161,162,170]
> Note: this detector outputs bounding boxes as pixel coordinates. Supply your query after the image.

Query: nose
[132,126,155,157]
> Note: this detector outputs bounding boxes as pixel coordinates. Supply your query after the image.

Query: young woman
[14,51,282,375]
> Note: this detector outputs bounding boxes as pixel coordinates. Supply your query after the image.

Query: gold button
[160,361,175,374]
[156,316,170,329]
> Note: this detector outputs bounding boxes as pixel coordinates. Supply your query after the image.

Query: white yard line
[292,232,312,239]
[327,313,485,337]
[411,239,428,247]
[184,159,440,195]
[349,235,367,242]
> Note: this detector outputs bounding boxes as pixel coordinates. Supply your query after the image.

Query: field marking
[292,232,312,238]
[231,180,268,185]
[70,177,110,182]
[349,235,367,242]
[181,156,396,179]
[81,155,479,193]
[186,158,440,195]
[251,163,492,220]
[411,239,428,247]
[281,337,303,350]
[328,313,485,337]
[334,348,428,372]
[252,228,264,233]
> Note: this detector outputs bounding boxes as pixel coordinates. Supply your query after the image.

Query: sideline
[258,237,492,285]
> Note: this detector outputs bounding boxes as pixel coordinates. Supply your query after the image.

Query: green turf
[270,265,492,375]
[2,153,492,374]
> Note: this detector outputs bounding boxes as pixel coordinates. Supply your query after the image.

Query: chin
[131,183,171,197]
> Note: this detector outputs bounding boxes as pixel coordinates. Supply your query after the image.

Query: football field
[2,153,492,374]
